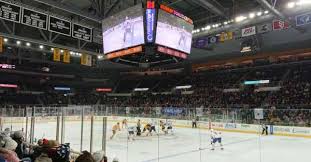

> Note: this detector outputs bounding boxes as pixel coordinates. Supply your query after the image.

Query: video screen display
[155,9,194,54]
[102,5,145,54]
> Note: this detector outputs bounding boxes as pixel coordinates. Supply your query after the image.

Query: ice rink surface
[3,120,311,162]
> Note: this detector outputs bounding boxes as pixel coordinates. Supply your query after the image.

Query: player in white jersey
[210,129,224,150]
[165,121,174,134]
[178,26,187,50]
[127,126,136,141]
[150,120,157,136]
[122,16,134,47]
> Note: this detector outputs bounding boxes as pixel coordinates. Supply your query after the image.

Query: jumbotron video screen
[102,4,145,54]
[155,9,194,54]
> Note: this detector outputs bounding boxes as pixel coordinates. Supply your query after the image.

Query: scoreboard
[102,0,194,66]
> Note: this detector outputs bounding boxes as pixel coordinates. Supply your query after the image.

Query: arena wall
[1,116,310,138]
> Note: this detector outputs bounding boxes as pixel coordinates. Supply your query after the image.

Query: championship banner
[63,50,70,63]
[296,12,311,26]
[219,32,233,42]
[81,53,92,66]
[53,48,61,62]
[0,36,3,53]
[272,20,290,30]
[257,23,272,34]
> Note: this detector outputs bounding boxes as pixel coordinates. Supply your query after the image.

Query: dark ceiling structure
[0,0,301,69]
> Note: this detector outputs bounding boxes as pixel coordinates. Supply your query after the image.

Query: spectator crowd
[0,128,115,162]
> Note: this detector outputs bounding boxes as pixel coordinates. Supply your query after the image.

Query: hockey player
[127,126,136,141]
[122,119,128,129]
[178,26,187,50]
[211,130,224,150]
[262,124,268,135]
[166,121,173,134]
[192,117,197,128]
[110,123,121,140]
[123,16,134,47]
[142,123,152,136]
[159,120,167,134]
[150,120,157,135]
[136,119,142,136]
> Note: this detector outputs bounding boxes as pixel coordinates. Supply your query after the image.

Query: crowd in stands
[0,57,311,162]
[0,128,116,162]
[0,60,311,126]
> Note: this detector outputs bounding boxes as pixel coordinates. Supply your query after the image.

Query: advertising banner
[242,26,256,37]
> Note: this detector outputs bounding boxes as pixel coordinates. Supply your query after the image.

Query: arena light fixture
[96,88,112,92]
[54,87,71,91]
[296,0,311,5]
[0,84,18,88]
[39,45,44,49]
[287,2,296,8]
[16,41,21,45]
[60,50,64,53]
[235,16,247,22]
[249,13,255,19]
[134,88,149,91]
[176,85,192,89]
[257,12,263,16]
[3,38,8,42]
[51,48,54,51]
[264,10,269,14]
[26,42,31,47]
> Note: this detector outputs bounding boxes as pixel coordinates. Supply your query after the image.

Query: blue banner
[146,9,155,43]
[296,12,311,26]
[162,107,185,116]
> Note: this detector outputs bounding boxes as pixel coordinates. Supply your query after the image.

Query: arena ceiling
[0,0,299,69]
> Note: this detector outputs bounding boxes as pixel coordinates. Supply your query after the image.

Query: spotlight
[39,45,44,49]
[264,10,269,14]
[3,38,8,42]
[26,42,31,47]
[16,41,21,45]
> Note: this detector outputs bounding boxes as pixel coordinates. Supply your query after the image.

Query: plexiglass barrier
[0,105,310,162]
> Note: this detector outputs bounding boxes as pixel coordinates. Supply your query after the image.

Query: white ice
[3,119,311,162]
